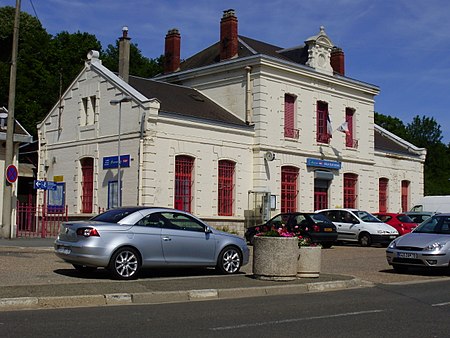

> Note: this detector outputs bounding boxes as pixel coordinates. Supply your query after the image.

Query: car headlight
[388,240,397,249]
[424,242,445,251]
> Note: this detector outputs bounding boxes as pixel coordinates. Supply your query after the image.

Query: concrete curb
[0,277,372,311]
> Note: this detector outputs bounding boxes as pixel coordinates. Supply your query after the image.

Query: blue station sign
[306,158,341,170]
[34,180,57,190]
[103,155,131,169]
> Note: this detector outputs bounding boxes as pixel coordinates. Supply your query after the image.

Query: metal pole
[2,0,21,239]
[110,96,132,208]
[117,102,122,207]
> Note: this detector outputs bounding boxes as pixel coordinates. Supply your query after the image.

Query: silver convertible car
[386,213,450,273]
[55,207,249,280]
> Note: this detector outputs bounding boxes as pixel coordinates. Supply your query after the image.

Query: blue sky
[4,0,450,143]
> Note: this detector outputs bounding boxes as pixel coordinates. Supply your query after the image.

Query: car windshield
[397,215,415,223]
[414,216,450,234]
[91,208,140,223]
[310,213,333,225]
[356,211,381,223]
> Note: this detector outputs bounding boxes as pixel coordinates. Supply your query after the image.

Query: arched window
[218,160,235,216]
[379,178,389,212]
[174,155,194,212]
[281,166,299,213]
[80,157,94,213]
[343,173,358,209]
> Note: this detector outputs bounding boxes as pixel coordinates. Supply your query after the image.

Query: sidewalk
[1,238,447,311]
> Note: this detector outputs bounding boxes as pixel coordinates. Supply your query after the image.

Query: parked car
[404,211,436,224]
[244,212,338,248]
[315,209,398,247]
[386,213,450,272]
[373,212,418,236]
[54,207,249,280]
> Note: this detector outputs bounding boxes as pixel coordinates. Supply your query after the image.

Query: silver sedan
[55,207,249,280]
[386,213,450,273]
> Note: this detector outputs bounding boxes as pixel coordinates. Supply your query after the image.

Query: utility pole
[2,0,21,239]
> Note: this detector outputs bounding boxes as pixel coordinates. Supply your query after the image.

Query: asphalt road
[1,280,449,337]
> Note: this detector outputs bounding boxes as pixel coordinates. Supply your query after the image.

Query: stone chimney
[164,28,181,74]
[220,9,238,61]
[331,47,345,76]
[119,26,131,82]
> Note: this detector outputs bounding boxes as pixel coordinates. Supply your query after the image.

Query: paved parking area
[0,243,448,287]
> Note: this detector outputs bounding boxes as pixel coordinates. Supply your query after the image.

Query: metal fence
[16,202,68,238]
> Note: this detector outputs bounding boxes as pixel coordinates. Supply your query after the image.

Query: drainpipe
[245,66,253,125]
[137,111,146,205]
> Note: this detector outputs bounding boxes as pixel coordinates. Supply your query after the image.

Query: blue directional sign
[306,158,342,170]
[34,180,57,191]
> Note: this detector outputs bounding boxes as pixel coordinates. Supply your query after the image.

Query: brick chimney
[220,9,238,61]
[331,47,345,76]
[164,28,181,74]
[119,26,131,82]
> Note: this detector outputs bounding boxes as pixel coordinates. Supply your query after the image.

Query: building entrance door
[314,179,329,211]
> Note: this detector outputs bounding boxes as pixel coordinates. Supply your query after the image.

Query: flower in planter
[298,235,321,247]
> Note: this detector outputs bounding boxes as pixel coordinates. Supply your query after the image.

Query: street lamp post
[110,96,132,207]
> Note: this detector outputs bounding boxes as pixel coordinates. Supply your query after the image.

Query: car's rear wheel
[72,264,97,273]
[216,246,242,274]
[358,232,372,247]
[321,242,333,249]
[109,247,141,280]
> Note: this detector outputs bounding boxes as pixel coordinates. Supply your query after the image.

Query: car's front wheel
[358,232,372,247]
[109,247,141,280]
[216,246,242,274]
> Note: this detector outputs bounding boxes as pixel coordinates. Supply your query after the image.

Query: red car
[374,213,418,235]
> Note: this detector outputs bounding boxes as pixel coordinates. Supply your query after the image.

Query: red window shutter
[343,173,358,209]
[175,155,194,212]
[281,166,299,213]
[317,101,329,143]
[379,178,388,212]
[284,95,296,138]
[81,158,93,213]
[218,160,235,216]
[401,181,410,212]
[345,108,354,147]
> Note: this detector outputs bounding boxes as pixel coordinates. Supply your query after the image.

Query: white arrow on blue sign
[34,180,57,190]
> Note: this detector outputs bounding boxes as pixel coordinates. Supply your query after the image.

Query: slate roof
[374,125,425,157]
[180,35,309,71]
[128,76,248,127]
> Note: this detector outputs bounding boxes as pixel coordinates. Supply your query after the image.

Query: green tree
[374,112,408,140]
[101,41,163,78]
[405,115,443,147]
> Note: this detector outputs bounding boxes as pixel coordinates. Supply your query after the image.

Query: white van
[411,196,450,213]
[316,209,399,247]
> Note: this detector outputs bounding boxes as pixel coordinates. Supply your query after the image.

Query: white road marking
[431,302,450,307]
[210,309,384,331]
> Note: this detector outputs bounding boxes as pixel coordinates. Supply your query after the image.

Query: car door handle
[162,236,171,241]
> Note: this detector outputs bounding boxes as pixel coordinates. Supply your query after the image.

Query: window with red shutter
[345,108,356,148]
[281,166,299,213]
[284,94,298,139]
[401,180,410,212]
[218,160,235,216]
[379,178,389,212]
[175,155,194,212]
[343,173,358,209]
[317,101,330,143]
[80,158,93,213]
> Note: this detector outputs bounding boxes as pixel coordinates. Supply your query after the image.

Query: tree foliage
[0,6,163,136]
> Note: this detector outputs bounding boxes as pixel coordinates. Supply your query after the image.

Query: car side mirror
[205,226,213,234]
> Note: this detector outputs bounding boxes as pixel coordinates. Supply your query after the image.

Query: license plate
[398,252,418,259]
[324,227,333,232]
[57,247,71,255]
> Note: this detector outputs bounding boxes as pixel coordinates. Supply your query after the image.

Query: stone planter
[297,246,322,278]
[252,236,298,281]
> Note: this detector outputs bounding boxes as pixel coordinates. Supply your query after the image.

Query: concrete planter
[252,236,298,281]
[297,246,322,278]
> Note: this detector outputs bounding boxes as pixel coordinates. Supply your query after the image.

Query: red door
[81,158,93,213]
